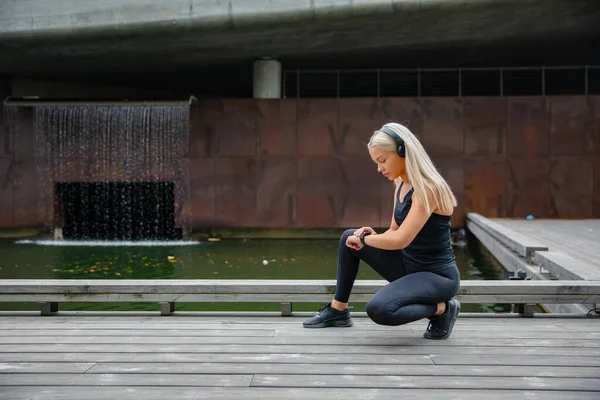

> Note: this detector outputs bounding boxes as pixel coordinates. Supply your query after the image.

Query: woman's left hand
[346,234,363,251]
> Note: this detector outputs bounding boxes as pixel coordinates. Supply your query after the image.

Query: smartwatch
[359,231,371,246]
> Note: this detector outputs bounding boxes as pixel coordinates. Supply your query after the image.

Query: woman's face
[368,147,405,180]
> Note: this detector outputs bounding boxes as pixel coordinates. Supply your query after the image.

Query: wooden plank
[0,353,434,364]
[0,327,276,337]
[0,335,580,347]
[1,343,598,357]
[0,387,596,400]
[0,315,596,330]
[271,329,600,340]
[3,314,597,323]
[494,219,600,269]
[0,326,596,340]
[1,292,599,304]
[569,340,600,348]
[250,374,600,390]
[534,251,600,280]
[431,355,600,366]
[0,331,580,348]
[87,362,600,378]
[0,362,94,373]
[0,373,253,387]
[1,321,593,331]
[1,278,599,294]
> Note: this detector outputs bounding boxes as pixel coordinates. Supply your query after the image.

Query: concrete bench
[1,279,599,317]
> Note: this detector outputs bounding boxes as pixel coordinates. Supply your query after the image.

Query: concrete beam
[9,77,184,100]
[0,0,502,36]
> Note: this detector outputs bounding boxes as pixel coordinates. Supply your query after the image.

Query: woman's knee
[366,298,394,326]
[340,229,354,242]
[338,229,355,249]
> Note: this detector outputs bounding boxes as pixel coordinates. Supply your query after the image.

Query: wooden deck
[491,219,600,280]
[0,313,598,399]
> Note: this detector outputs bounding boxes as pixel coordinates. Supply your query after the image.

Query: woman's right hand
[354,227,376,237]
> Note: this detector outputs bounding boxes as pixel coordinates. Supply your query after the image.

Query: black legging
[334,229,460,326]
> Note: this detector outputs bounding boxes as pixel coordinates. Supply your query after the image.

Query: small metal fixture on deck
[504,270,531,280]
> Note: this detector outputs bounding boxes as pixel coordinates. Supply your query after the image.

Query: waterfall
[4,100,191,241]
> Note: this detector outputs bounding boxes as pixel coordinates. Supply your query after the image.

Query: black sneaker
[423,299,460,340]
[302,303,354,328]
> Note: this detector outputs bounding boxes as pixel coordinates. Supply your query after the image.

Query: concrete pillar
[253,59,282,99]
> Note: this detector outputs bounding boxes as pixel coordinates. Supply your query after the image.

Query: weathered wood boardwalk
[0,313,598,399]
[492,219,600,276]
[468,214,600,283]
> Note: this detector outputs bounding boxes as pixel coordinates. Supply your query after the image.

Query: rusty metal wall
[2,96,598,230]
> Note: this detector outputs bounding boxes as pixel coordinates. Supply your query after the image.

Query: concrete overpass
[1,0,599,92]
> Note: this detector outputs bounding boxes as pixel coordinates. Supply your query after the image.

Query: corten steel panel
[215,157,257,227]
[191,100,257,157]
[187,104,212,158]
[464,157,507,218]
[0,117,13,157]
[378,98,422,136]
[595,96,600,155]
[297,99,338,156]
[550,97,595,156]
[338,99,381,155]
[507,97,549,156]
[12,108,35,160]
[421,98,464,158]
[595,157,600,218]
[297,155,380,228]
[183,158,215,228]
[432,157,466,229]
[506,157,551,218]
[0,158,14,226]
[256,99,297,157]
[379,179,396,228]
[13,158,45,227]
[464,98,506,157]
[256,157,297,227]
[336,156,381,228]
[549,157,594,218]
[297,157,343,227]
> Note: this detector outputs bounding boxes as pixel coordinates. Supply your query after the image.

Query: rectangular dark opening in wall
[379,71,419,97]
[339,71,378,97]
[420,70,459,97]
[461,70,501,96]
[588,68,600,94]
[297,71,338,97]
[503,69,542,95]
[284,70,299,98]
[544,68,585,95]
[55,182,180,241]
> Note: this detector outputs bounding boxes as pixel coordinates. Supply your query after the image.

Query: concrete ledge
[0,0,507,36]
[534,251,600,281]
[467,213,549,259]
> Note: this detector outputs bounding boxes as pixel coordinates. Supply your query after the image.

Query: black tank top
[393,182,456,273]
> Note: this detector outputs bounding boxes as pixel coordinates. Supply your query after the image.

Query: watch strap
[359,231,371,246]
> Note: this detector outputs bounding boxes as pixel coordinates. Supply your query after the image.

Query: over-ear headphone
[378,126,406,158]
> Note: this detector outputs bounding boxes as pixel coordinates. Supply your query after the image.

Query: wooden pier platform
[467,214,600,282]
[0,312,598,399]
[492,219,600,279]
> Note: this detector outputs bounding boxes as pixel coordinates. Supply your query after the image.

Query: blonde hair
[367,122,457,215]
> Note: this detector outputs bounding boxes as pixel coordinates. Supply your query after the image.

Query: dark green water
[0,233,510,313]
